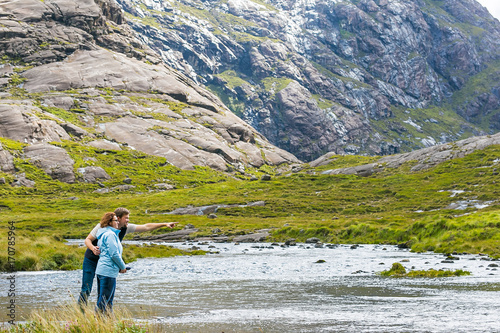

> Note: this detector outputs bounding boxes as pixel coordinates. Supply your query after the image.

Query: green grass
[206,84,246,117]
[312,94,334,110]
[1,303,161,332]
[260,77,293,95]
[215,70,249,89]
[1,136,500,272]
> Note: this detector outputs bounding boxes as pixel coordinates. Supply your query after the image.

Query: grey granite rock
[0,143,14,173]
[24,143,75,183]
[77,166,111,183]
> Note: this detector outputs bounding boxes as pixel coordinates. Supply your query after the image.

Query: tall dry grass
[1,302,162,333]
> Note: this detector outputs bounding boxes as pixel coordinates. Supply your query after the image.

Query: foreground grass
[1,139,499,271]
[0,302,161,333]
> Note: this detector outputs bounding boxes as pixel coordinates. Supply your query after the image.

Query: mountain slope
[0,0,299,186]
[116,0,500,161]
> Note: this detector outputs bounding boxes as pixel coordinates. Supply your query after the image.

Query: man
[78,207,178,305]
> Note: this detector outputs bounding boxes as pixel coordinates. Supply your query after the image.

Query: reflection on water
[1,243,499,332]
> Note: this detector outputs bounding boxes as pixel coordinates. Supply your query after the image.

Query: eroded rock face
[24,143,75,183]
[115,0,500,160]
[0,0,300,179]
[0,102,70,144]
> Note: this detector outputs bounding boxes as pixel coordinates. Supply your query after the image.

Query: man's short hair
[114,207,130,218]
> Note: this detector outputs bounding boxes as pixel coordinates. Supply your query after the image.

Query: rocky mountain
[0,0,300,184]
[115,0,500,161]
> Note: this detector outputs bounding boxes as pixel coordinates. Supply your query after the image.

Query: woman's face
[111,215,119,229]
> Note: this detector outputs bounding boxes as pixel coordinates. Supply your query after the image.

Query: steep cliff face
[0,0,299,184]
[116,0,500,161]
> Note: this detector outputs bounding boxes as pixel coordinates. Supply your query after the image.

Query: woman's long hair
[100,212,116,228]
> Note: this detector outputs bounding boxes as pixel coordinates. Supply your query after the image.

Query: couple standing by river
[78,207,178,313]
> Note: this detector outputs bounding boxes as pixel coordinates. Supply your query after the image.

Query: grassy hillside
[1,137,499,271]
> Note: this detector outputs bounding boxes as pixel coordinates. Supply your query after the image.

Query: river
[1,242,500,332]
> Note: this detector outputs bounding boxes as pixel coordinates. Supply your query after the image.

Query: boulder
[0,144,14,173]
[166,201,266,215]
[61,123,91,139]
[233,231,270,243]
[77,166,111,183]
[306,237,321,244]
[23,143,75,183]
[153,183,175,190]
[11,173,35,187]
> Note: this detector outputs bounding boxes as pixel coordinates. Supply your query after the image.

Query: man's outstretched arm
[134,222,178,233]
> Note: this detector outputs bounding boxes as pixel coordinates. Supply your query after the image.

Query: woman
[95,212,127,313]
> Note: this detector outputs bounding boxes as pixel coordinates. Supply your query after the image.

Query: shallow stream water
[1,242,500,332]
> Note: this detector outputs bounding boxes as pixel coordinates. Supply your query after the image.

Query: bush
[380,262,407,277]
[380,262,471,278]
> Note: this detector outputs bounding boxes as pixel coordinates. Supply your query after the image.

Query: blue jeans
[96,275,116,313]
[78,257,98,305]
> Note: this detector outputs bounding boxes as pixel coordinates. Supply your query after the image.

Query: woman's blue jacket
[95,226,126,278]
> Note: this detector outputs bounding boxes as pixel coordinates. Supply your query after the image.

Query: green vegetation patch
[380,262,471,278]
[127,95,188,114]
[206,84,245,117]
[312,94,334,110]
[249,0,277,12]
[261,77,293,95]
[38,105,90,129]
[215,70,249,89]
[0,137,26,155]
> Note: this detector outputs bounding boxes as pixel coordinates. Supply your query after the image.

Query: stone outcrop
[319,132,500,176]
[1,0,498,187]
[0,102,70,144]
[23,143,75,183]
[116,0,500,160]
[0,143,14,173]
[165,201,265,215]
[11,173,35,188]
[77,166,111,183]
[233,231,270,243]
[135,227,199,242]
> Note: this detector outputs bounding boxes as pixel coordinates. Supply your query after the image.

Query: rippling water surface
[2,242,499,332]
